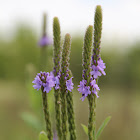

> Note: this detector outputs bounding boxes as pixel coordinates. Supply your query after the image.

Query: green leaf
[81,124,88,135]
[20,112,42,131]
[39,131,48,140]
[96,116,111,140]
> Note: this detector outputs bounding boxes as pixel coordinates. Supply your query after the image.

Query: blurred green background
[1,0,140,139]
[0,24,140,140]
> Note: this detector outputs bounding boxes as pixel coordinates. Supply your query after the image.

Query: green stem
[61,91,67,140]
[41,87,53,140]
[66,71,76,140]
[60,34,71,140]
[40,47,47,71]
[93,95,96,140]
[88,95,94,140]
[43,13,47,36]
[54,89,62,140]
[66,91,76,140]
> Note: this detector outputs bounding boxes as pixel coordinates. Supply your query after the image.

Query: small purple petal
[66,77,74,92]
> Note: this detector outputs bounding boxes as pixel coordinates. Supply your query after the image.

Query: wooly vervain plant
[32,5,111,140]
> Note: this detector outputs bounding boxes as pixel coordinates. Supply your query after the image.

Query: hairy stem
[66,71,76,140]
[88,95,94,140]
[41,87,53,140]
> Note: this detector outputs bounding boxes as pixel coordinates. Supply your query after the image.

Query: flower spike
[53,17,62,140]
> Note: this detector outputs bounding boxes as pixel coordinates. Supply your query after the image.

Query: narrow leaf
[81,124,88,135]
[96,116,111,139]
[39,131,48,140]
[20,112,41,131]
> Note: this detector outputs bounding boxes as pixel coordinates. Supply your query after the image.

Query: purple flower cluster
[32,71,58,93]
[78,80,91,101]
[78,57,106,101]
[78,79,100,101]
[33,71,74,93]
[91,58,106,79]
[38,35,52,47]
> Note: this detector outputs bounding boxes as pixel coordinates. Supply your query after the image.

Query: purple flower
[92,89,99,98]
[90,79,100,98]
[80,95,86,101]
[32,71,55,93]
[91,58,106,79]
[77,80,87,94]
[78,80,91,101]
[54,76,60,90]
[83,86,91,96]
[50,71,60,90]
[79,86,91,101]
[66,77,74,92]
[97,58,106,75]
[32,75,43,90]
[38,35,52,47]
[91,65,102,79]
[90,79,100,90]
[43,74,55,93]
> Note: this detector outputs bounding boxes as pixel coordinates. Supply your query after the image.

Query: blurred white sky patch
[0,0,140,43]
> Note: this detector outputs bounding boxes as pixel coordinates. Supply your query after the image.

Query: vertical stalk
[61,89,67,140]
[66,71,77,140]
[88,95,94,140]
[53,17,62,139]
[93,95,96,139]
[43,13,47,36]
[92,5,103,140]
[40,13,48,71]
[82,25,93,140]
[54,89,62,140]
[41,87,53,140]
[60,34,71,140]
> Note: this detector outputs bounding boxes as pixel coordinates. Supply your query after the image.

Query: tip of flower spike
[65,33,71,41]
[53,16,59,21]
[85,25,93,37]
[94,5,102,33]
[83,25,93,66]
[96,5,102,10]
[53,17,60,28]
[87,25,93,30]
